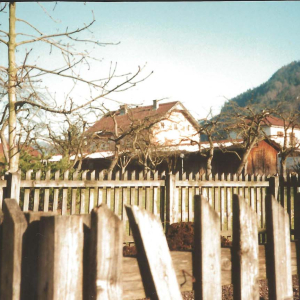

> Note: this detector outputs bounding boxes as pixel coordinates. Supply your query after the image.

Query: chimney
[153,100,159,110]
[119,104,128,115]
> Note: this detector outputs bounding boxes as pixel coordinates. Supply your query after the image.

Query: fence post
[0,198,27,300]
[193,195,222,299]
[268,176,279,201]
[125,205,182,300]
[89,204,123,300]
[265,194,293,299]
[165,173,176,230]
[232,194,259,300]
[4,171,21,203]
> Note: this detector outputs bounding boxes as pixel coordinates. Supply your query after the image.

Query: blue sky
[2,2,300,120]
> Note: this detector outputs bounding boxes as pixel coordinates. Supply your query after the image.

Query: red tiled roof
[261,116,285,127]
[0,143,40,158]
[87,101,184,134]
[22,146,41,157]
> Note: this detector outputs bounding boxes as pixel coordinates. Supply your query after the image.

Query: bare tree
[0,2,150,172]
[196,110,223,176]
[45,114,94,171]
[264,107,300,178]
[131,129,165,175]
[223,103,271,175]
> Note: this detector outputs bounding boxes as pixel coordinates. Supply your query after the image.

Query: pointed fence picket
[266,194,293,299]
[194,195,222,299]
[126,205,182,300]
[232,194,259,300]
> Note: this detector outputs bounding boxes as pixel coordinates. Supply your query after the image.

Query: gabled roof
[87,101,199,135]
[261,115,300,129]
[261,116,285,127]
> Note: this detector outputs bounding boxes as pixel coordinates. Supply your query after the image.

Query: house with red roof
[87,100,200,153]
[261,115,300,147]
[229,115,300,147]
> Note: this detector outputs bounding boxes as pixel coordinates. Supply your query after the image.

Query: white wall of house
[151,110,199,146]
[229,125,300,147]
[265,125,300,146]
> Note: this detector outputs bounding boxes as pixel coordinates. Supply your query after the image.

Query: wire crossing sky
[2,2,300,120]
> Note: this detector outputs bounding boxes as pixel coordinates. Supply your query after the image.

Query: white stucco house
[228,115,300,147]
[86,100,200,154]
[261,115,300,147]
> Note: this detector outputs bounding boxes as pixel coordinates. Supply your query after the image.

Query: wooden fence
[0,193,299,299]
[1,170,299,240]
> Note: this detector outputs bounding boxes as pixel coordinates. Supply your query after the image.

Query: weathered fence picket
[37,214,85,299]
[22,211,55,300]
[53,170,60,212]
[0,199,27,300]
[71,171,78,215]
[89,204,123,300]
[80,171,87,214]
[61,170,69,215]
[88,171,96,213]
[265,194,293,300]
[44,169,51,212]
[232,195,259,300]
[125,204,182,300]
[194,195,222,299]
[23,169,32,211]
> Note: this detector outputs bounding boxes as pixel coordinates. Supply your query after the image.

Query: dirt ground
[137,276,299,300]
[126,222,299,300]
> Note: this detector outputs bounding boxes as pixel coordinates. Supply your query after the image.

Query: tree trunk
[108,144,120,173]
[8,3,19,172]
[280,154,288,180]
[121,166,126,179]
[206,137,214,176]
[236,147,252,176]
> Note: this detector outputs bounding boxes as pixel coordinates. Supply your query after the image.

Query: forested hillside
[222,61,300,111]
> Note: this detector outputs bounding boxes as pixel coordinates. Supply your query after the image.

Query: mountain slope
[223,61,300,111]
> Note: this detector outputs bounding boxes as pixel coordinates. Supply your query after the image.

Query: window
[277,131,284,137]
[161,122,165,129]
[173,124,178,130]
